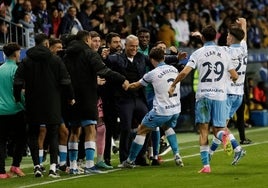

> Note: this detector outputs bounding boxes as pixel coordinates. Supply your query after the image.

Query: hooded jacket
[63,40,126,121]
[14,45,73,124]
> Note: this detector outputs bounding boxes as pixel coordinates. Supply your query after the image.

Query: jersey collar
[204,41,216,46]
[157,62,166,67]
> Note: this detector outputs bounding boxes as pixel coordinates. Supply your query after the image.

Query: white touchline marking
[18,127,268,188]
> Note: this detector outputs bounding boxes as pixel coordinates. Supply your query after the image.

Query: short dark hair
[105,32,120,45]
[3,42,20,57]
[201,25,216,42]
[149,47,165,62]
[228,26,245,41]
[136,27,150,36]
[49,38,62,46]
[76,30,90,41]
[60,34,76,48]
[35,33,49,46]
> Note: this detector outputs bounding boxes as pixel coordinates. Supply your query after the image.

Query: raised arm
[236,18,247,41]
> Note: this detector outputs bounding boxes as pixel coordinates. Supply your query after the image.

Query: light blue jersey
[140,62,181,115]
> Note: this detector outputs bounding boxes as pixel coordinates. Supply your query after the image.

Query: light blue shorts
[69,120,97,127]
[141,110,179,129]
[195,98,227,127]
[226,94,243,119]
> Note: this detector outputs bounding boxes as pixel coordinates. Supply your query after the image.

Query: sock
[229,133,241,152]
[209,136,221,155]
[165,128,178,155]
[85,141,95,168]
[111,138,116,147]
[200,145,210,166]
[50,163,56,172]
[152,127,160,156]
[68,142,78,169]
[216,130,225,142]
[128,135,145,162]
[148,146,153,158]
[39,149,44,165]
[59,145,67,166]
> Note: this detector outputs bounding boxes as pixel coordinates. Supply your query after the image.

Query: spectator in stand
[105,9,122,36]
[59,6,83,35]
[18,12,35,47]
[50,6,62,38]
[12,0,25,23]
[33,0,52,36]
[252,81,267,110]
[19,0,36,23]
[140,2,158,44]
[176,9,190,47]
[157,10,176,47]
[247,16,263,49]
[57,0,71,16]
[259,62,268,83]
[77,1,93,31]
[116,5,130,41]
[188,10,203,48]
[259,62,268,105]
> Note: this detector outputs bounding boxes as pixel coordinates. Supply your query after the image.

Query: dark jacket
[13,45,74,125]
[63,40,126,121]
[106,51,149,99]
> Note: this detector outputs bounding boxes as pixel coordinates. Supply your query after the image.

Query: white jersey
[140,63,181,115]
[227,40,248,95]
[186,42,235,101]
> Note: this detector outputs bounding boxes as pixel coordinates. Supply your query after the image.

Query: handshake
[122,80,141,91]
[122,80,130,91]
[97,76,138,91]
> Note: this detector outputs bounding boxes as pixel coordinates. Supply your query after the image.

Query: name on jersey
[204,51,222,58]
[165,103,180,109]
[158,69,177,78]
[231,82,243,86]
[201,88,224,93]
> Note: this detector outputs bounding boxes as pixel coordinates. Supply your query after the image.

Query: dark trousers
[103,98,120,164]
[0,111,27,174]
[236,97,246,142]
[28,123,59,167]
[116,97,148,163]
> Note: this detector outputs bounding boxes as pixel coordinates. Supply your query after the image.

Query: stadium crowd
[0,0,268,180]
[0,0,267,49]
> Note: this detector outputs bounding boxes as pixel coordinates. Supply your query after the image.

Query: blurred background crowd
[0,0,268,49]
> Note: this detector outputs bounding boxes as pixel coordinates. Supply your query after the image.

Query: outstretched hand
[69,99,75,106]
[168,85,176,97]
[122,80,129,91]
[97,76,106,85]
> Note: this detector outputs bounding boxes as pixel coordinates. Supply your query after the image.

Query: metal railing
[0,16,34,49]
